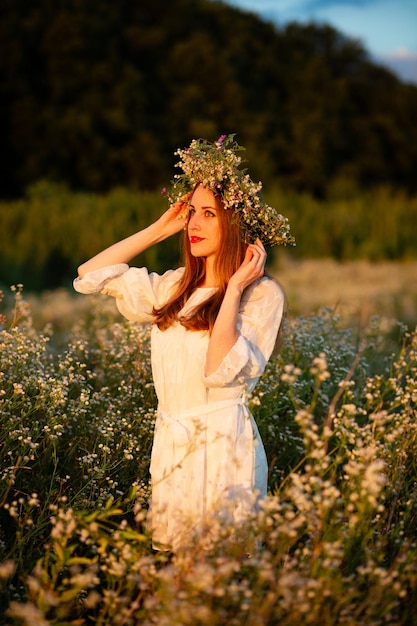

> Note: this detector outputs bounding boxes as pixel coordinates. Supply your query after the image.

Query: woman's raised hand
[77,192,192,277]
[228,239,267,294]
[156,193,192,238]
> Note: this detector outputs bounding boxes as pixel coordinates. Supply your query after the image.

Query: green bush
[0,287,416,625]
[268,184,417,261]
[0,182,182,290]
[1,182,417,291]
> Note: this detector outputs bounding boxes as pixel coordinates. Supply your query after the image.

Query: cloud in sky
[378,49,417,84]
[226,0,417,83]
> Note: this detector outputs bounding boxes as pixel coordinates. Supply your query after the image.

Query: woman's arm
[77,197,190,278]
[204,239,267,376]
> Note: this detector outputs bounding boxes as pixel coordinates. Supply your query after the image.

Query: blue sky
[224,0,417,84]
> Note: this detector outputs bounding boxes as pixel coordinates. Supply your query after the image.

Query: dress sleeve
[202,277,284,388]
[73,264,184,323]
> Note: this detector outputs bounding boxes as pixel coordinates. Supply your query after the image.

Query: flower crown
[164,134,295,247]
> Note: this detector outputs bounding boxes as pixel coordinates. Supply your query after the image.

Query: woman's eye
[189,208,196,216]
[205,210,215,217]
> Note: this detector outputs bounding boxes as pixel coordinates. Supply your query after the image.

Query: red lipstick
[190,236,204,243]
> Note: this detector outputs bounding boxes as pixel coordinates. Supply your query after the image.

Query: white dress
[74,264,284,549]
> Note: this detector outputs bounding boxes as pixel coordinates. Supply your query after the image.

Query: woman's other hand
[228,239,266,294]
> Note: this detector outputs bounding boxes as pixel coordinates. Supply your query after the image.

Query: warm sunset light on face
[188,185,222,262]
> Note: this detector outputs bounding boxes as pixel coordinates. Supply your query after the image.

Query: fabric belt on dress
[157,397,245,447]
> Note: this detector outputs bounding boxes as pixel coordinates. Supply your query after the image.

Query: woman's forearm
[204,240,267,376]
[77,223,163,278]
[204,284,241,376]
[77,198,190,278]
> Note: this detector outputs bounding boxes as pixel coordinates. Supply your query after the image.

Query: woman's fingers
[246,239,266,274]
[238,243,266,284]
[171,192,192,221]
[229,239,267,290]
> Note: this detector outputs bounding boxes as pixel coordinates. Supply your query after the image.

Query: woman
[74,135,294,550]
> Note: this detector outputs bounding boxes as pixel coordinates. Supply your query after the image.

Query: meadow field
[0,259,416,625]
[22,258,417,333]
[2,5,417,620]
[275,257,417,328]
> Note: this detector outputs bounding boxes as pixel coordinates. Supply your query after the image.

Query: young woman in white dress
[74,135,294,550]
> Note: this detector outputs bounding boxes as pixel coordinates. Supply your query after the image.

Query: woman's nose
[189,214,201,229]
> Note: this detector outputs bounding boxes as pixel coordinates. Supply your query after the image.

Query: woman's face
[188,184,222,261]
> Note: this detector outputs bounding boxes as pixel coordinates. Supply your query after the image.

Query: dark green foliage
[1,0,416,197]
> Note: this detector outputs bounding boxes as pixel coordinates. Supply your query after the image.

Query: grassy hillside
[1,0,416,196]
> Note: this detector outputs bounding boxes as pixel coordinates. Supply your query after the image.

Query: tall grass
[0,287,416,625]
[268,183,417,261]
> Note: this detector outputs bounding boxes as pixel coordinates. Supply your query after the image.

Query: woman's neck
[200,259,218,288]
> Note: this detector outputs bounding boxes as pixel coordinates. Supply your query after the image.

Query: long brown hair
[153,185,286,357]
[153,187,247,332]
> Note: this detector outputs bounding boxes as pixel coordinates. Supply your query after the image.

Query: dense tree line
[1,0,417,198]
